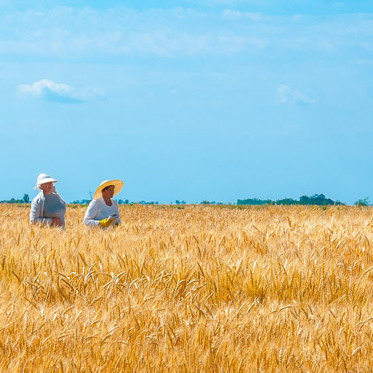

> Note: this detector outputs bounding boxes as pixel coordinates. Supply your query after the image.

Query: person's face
[102,185,115,199]
[40,182,54,194]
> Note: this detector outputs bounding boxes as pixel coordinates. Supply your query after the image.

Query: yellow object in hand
[99,217,114,228]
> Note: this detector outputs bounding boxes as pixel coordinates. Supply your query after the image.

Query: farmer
[83,179,123,228]
[30,173,67,228]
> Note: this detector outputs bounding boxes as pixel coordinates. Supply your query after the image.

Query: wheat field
[0,204,373,372]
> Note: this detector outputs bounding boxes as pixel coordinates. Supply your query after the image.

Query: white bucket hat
[93,179,124,200]
[35,173,58,189]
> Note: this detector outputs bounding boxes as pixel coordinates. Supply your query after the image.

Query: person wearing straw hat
[83,179,124,228]
[30,173,67,228]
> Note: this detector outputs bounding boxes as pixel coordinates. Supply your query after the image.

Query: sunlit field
[1,204,373,372]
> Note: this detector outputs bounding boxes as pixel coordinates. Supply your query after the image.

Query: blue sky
[0,0,372,204]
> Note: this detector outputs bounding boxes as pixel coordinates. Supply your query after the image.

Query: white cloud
[0,7,372,59]
[17,79,104,103]
[276,85,315,105]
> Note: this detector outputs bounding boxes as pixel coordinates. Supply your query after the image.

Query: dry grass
[0,203,373,372]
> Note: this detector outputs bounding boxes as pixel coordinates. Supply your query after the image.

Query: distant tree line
[71,199,91,205]
[237,194,344,206]
[0,194,30,204]
[0,194,370,206]
[70,199,157,205]
[355,197,370,207]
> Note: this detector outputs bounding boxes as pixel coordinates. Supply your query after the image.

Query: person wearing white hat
[30,173,67,228]
[83,179,124,228]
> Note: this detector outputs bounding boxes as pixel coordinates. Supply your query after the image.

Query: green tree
[355,197,370,207]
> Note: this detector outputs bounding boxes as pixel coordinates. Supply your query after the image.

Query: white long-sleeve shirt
[83,197,121,227]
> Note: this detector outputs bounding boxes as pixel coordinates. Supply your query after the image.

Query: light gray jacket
[30,191,66,227]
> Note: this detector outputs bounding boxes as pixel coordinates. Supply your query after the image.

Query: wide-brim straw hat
[35,173,58,189]
[93,179,124,200]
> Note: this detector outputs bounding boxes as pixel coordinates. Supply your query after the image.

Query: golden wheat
[0,204,372,372]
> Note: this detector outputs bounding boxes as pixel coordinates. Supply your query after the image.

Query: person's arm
[83,199,100,226]
[30,196,52,225]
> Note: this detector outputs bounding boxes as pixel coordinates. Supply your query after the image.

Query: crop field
[0,204,373,372]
